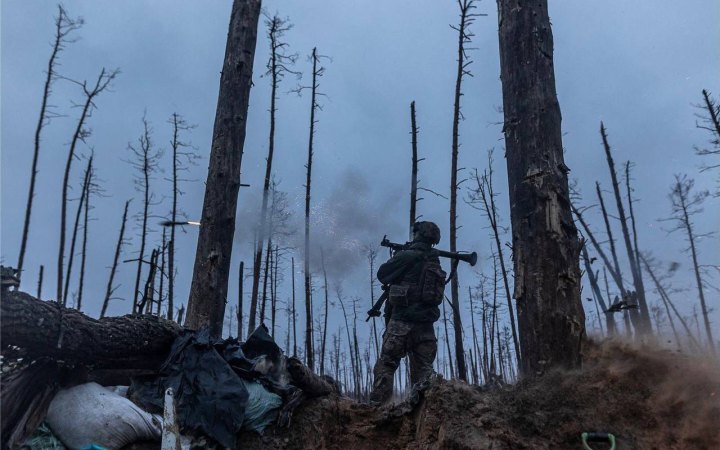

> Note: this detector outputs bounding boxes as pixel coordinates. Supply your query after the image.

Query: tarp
[130,325,291,449]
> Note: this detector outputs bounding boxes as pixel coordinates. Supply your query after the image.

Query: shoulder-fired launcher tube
[380,236,477,266]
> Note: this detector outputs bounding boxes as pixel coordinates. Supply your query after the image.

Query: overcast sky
[2,1,718,353]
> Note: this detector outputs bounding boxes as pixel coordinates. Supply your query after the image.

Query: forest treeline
[6,1,719,398]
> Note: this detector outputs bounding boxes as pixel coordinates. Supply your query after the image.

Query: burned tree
[409,101,420,240]
[695,89,720,194]
[166,112,197,321]
[299,47,327,369]
[101,200,131,318]
[664,175,715,355]
[62,156,92,307]
[128,116,162,314]
[467,151,520,365]
[18,6,82,283]
[57,68,117,304]
[249,14,298,333]
[599,124,651,334]
[448,0,480,382]
[186,0,261,338]
[497,0,585,374]
[77,156,99,312]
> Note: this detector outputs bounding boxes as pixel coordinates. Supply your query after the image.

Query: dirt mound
[240,341,720,449]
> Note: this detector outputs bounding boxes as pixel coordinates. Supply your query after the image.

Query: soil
[239,340,720,450]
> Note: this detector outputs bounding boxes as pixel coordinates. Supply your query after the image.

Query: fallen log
[1,290,180,370]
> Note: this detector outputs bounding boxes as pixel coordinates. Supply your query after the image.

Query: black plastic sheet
[130,325,287,449]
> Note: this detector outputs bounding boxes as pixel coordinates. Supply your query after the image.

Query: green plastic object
[582,432,616,450]
[21,423,66,450]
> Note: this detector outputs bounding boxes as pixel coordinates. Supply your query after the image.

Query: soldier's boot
[368,371,394,406]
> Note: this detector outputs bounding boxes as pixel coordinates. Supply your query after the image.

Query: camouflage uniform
[369,228,443,405]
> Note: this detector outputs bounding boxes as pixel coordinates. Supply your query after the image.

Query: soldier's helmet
[412,221,441,245]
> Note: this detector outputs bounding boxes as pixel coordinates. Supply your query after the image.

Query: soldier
[369,221,447,405]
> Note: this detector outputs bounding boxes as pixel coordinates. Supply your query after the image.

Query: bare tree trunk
[303,47,323,370]
[625,162,643,291]
[57,69,116,305]
[572,202,628,302]
[468,286,482,383]
[62,156,92,307]
[139,249,159,315]
[18,6,81,283]
[470,153,520,365]
[599,124,651,334]
[337,287,357,394]
[271,245,279,336]
[130,117,158,315]
[366,247,380,358]
[320,249,329,375]
[640,254,700,351]
[441,299,455,379]
[77,158,93,312]
[291,257,297,356]
[260,235,273,324]
[186,0,262,338]
[409,101,419,240]
[669,176,715,354]
[497,0,585,375]
[157,228,167,316]
[102,200,130,318]
[237,261,244,339]
[449,0,478,382]
[595,183,625,293]
[167,113,196,321]
[37,265,44,300]
[580,244,614,334]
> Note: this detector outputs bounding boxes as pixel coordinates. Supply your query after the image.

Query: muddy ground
[239,341,720,450]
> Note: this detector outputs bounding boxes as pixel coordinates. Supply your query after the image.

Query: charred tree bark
[497,0,585,375]
[18,6,81,283]
[186,0,262,338]
[2,291,179,369]
[101,200,130,318]
[600,124,651,334]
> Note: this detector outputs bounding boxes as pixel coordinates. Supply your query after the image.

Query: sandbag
[46,382,161,450]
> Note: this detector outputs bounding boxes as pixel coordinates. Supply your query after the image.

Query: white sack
[46,382,161,450]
